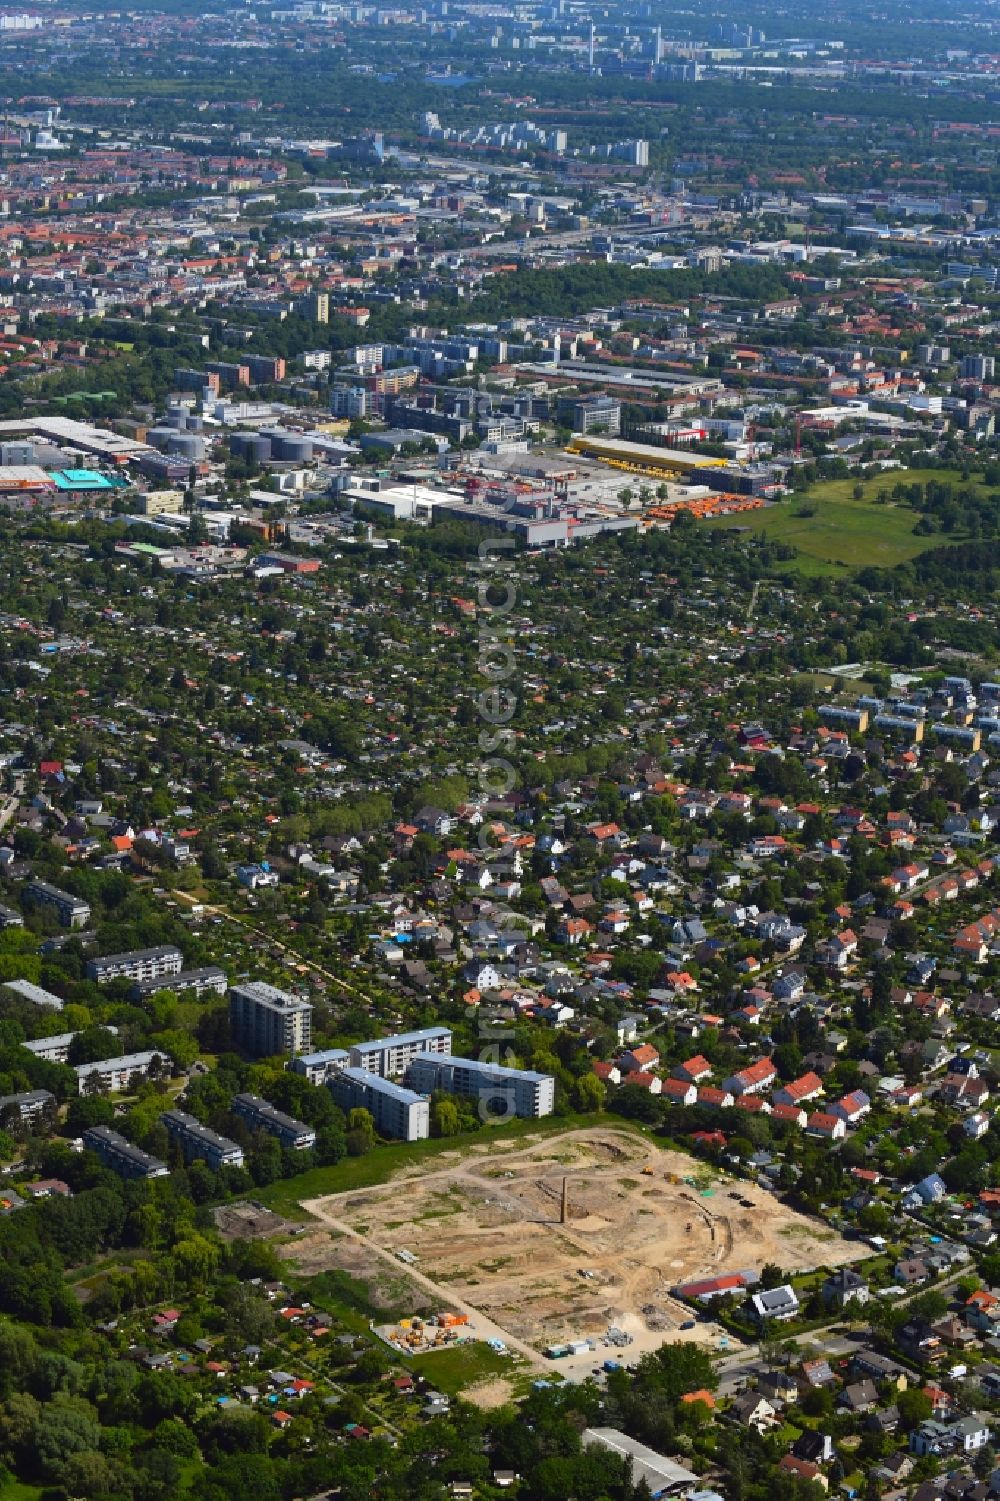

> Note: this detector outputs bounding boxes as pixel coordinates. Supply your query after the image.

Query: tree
[430,1097,461,1137]
[346,1108,375,1155]
[0,1325,38,1400]
[0,1391,40,1463]
[57,1448,117,1497]
[32,1395,102,1480]
[907,1289,949,1325]
[896,1387,933,1431]
[170,1232,220,1289]
[196,1453,280,1501]
[573,1072,606,1114]
[152,1419,199,1459]
[67,1095,116,1135]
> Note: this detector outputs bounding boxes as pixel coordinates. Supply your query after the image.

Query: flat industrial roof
[53,470,118,490]
[568,434,728,469]
[0,465,52,489]
[583,1429,698,1494]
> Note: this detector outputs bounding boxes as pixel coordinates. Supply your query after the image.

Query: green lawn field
[706,468,970,575]
[408,1341,522,1394]
[256,1112,641,1218]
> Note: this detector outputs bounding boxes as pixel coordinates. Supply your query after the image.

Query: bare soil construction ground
[294,1127,860,1378]
[214,1201,302,1241]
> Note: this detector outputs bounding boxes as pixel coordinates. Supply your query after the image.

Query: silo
[270,433,313,462]
[167,432,206,462]
[230,432,272,464]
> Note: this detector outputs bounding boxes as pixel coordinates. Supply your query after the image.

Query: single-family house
[750,1286,800,1324]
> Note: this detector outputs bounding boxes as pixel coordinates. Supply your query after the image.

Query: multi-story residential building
[0,1088,56,1125]
[129,966,228,1001]
[348,1026,452,1080]
[0,979,64,1011]
[962,354,996,381]
[23,1030,119,1065]
[328,1066,429,1142]
[231,1093,316,1150]
[289,1047,350,1086]
[161,1110,244,1170]
[229,981,313,1057]
[404,1054,555,1119]
[0,902,23,929]
[819,704,869,733]
[562,395,622,436]
[83,1125,169,1181]
[75,1049,167,1096]
[298,291,329,323]
[86,945,184,985]
[24,880,91,929]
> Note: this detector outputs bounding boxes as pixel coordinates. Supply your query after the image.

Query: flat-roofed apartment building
[289,1047,350,1086]
[328,1066,429,1142]
[83,1125,169,1181]
[229,981,313,1058]
[405,1054,555,1119]
[24,880,91,929]
[75,1049,167,1095]
[348,1026,452,1079]
[231,1093,316,1150]
[0,1088,56,1125]
[24,1029,118,1065]
[1,979,64,1011]
[130,966,228,1001]
[86,945,184,985]
[161,1109,244,1170]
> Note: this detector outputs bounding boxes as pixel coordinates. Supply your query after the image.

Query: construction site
[376,1310,487,1357]
[298,1127,861,1378]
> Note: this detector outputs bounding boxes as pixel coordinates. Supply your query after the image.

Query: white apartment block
[405,1054,555,1119]
[328,1066,429,1142]
[75,1049,167,1096]
[86,945,184,985]
[348,1026,452,1079]
[229,981,313,1057]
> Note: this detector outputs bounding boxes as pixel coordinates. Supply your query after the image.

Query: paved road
[712,1268,970,1393]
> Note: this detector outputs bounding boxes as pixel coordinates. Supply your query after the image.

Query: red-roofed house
[830,1090,871,1124]
[678,1272,750,1302]
[723,1057,777,1096]
[624,1071,661,1095]
[662,1078,697,1106]
[620,1043,660,1074]
[772,1071,823,1109]
[673,1055,713,1084]
[697,1086,734,1110]
[771,1102,806,1128]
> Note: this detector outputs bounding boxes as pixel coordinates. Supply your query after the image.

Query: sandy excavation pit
[300,1128,861,1363]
